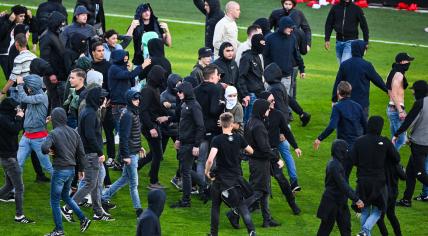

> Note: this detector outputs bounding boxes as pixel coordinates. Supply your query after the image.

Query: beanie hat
[86,70,103,86]
[74,5,89,16]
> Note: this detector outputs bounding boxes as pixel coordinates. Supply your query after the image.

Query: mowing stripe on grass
[1,3,427,48]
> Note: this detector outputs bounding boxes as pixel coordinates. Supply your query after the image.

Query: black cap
[395,52,414,63]
[198,47,213,59]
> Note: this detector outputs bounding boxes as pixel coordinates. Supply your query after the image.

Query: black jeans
[179,144,205,202]
[139,128,164,184]
[0,157,24,216]
[102,107,115,186]
[161,133,180,178]
[0,55,11,80]
[377,200,402,236]
[270,158,294,201]
[403,143,428,200]
[317,204,351,236]
[210,181,255,235]
[246,190,272,222]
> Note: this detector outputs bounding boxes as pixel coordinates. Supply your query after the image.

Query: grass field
[0,1,428,235]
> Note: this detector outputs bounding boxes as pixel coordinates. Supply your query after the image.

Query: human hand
[49,74,58,84]
[399,111,406,121]
[99,155,105,163]
[174,140,180,150]
[313,139,321,150]
[356,199,364,209]
[295,148,302,157]
[307,45,311,52]
[277,159,284,169]
[150,128,158,138]
[392,136,397,145]
[26,9,32,18]
[78,172,85,180]
[131,19,140,28]
[242,96,250,107]
[16,76,24,85]
[9,12,15,22]
[300,73,305,79]
[325,41,330,51]
[16,107,24,117]
[45,116,51,124]
[156,116,169,124]
[142,58,151,69]
[163,101,171,109]
[32,44,37,53]
[192,147,199,157]
[159,22,169,32]
[139,147,146,158]
[123,158,131,165]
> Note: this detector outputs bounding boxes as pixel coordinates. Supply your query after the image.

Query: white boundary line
[1,2,427,48]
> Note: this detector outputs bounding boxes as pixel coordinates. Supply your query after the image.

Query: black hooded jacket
[36,0,68,35]
[177,82,205,147]
[351,116,399,209]
[213,42,239,86]
[0,11,38,54]
[140,65,168,131]
[119,90,141,162]
[0,98,22,157]
[141,38,172,87]
[40,11,67,80]
[42,107,86,170]
[264,63,289,121]
[193,0,224,50]
[325,1,369,42]
[132,3,164,65]
[78,87,103,156]
[136,190,166,236]
[160,74,181,136]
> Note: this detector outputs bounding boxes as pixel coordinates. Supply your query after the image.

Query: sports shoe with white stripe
[44,230,64,236]
[14,215,35,224]
[93,213,115,221]
[80,218,91,232]
[61,206,74,222]
[0,193,15,202]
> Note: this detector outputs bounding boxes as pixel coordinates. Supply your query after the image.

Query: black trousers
[403,143,428,200]
[139,128,164,184]
[161,133,180,178]
[210,181,255,235]
[271,155,294,201]
[178,144,205,202]
[0,55,11,80]
[377,199,402,236]
[317,204,351,236]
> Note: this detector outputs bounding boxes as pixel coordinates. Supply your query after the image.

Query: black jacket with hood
[132,3,164,65]
[40,11,67,80]
[141,38,172,88]
[325,1,369,42]
[160,74,181,136]
[213,42,239,86]
[36,0,68,35]
[351,116,399,210]
[265,63,290,121]
[193,0,224,50]
[78,87,103,156]
[119,90,141,162]
[177,82,205,147]
[42,107,86,170]
[136,189,166,236]
[317,139,359,220]
[140,65,168,131]
[0,98,22,157]
[245,99,276,192]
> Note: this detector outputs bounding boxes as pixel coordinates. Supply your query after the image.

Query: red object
[396,2,409,10]
[331,0,341,5]
[355,0,368,8]
[296,0,305,3]
[407,3,418,11]
[24,130,49,139]
[306,1,317,7]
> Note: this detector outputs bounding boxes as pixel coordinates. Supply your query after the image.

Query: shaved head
[225,1,240,20]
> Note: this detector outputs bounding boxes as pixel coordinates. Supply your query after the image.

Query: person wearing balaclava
[253,18,271,37]
[350,116,399,236]
[138,65,169,190]
[394,80,428,208]
[386,52,414,151]
[244,99,282,227]
[332,40,387,120]
[224,86,244,135]
[325,0,369,64]
[235,25,262,65]
[238,33,265,124]
[193,0,225,51]
[213,42,239,86]
[140,38,172,89]
[137,189,166,236]
[316,139,363,236]
[36,0,68,36]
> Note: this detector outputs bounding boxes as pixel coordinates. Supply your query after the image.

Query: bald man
[212,1,241,59]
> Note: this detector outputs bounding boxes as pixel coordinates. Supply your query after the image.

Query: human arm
[41,133,54,155]
[82,115,103,156]
[358,8,369,43]
[160,22,172,47]
[394,99,423,138]
[192,104,206,148]
[331,162,360,202]
[237,56,250,98]
[205,147,218,180]
[212,21,224,53]
[118,35,133,49]
[119,112,132,161]
[16,83,46,104]
[193,0,207,15]
[332,67,344,103]
[324,8,335,47]
[367,64,387,93]
[299,11,312,47]
[140,89,156,130]
[317,105,340,142]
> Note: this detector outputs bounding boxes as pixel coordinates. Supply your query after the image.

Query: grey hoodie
[42,107,85,170]
[17,74,49,133]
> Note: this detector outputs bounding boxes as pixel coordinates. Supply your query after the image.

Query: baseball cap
[395,52,415,63]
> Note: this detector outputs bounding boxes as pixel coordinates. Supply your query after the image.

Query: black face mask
[251,34,265,54]
[395,63,410,73]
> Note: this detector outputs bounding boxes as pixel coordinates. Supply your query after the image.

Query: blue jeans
[197,139,210,182]
[360,205,382,236]
[51,168,85,231]
[17,136,53,175]
[421,156,428,196]
[278,140,298,184]
[243,93,257,124]
[102,154,141,209]
[387,106,406,150]
[336,40,354,64]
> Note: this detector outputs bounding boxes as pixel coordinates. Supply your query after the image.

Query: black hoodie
[264,63,289,121]
[36,0,68,35]
[213,42,239,86]
[141,38,172,87]
[0,98,22,157]
[177,81,205,147]
[78,87,103,156]
[140,65,168,131]
[136,189,166,236]
[193,0,224,50]
[42,107,86,170]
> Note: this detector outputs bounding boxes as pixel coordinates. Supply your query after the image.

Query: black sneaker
[226,210,240,229]
[396,199,411,207]
[262,218,281,228]
[249,231,257,236]
[291,182,302,193]
[0,192,15,202]
[35,175,51,183]
[102,200,116,211]
[80,218,91,232]
[170,200,191,208]
[44,230,65,236]
[200,185,211,204]
[356,232,368,236]
[61,206,74,222]
[78,198,92,208]
[170,176,182,190]
[300,112,311,127]
[93,214,115,221]
[413,194,428,202]
[14,216,35,224]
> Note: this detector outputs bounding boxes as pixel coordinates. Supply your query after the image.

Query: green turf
[0,1,428,236]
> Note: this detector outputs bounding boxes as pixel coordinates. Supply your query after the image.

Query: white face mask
[225,95,237,109]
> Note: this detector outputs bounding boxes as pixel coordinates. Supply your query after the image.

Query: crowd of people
[0,0,427,236]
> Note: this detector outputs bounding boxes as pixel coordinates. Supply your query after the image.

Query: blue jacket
[108,50,142,104]
[318,98,367,148]
[264,17,304,77]
[332,40,387,108]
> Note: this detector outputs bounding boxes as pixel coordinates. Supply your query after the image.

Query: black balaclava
[147,65,167,89]
[412,80,428,100]
[251,34,265,54]
[252,99,270,120]
[331,139,349,164]
[367,116,384,136]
